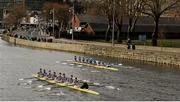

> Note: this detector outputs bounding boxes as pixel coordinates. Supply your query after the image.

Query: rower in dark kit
[57,73,62,82]
[37,68,43,77]
[74,56,77,61]
[42,69,47,77]
[62,73,67,83]
[74,77,78,85]
[47,70,52,79]
[68,75,74,83]
[52,72,57,80]
[78,56,81,62]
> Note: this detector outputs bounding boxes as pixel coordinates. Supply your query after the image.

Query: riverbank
[2,35,180,67]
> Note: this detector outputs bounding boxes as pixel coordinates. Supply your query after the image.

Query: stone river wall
[2,35,180,67]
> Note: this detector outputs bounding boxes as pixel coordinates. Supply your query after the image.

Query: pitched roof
[77,15,108,24]
[89,23,108,32]
[122,16,180,33]
[123,16,180,25]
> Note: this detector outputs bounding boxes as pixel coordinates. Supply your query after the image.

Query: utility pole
[13,0,16,6]
[23,0,25,9]
[52,8,55,37]
[112,0,115,46]
[72,2,75,41]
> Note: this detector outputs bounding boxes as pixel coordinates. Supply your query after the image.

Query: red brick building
[70,14,108,38]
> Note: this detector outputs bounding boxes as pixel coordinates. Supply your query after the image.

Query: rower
[61,73,67,83]
[42,69,47,77]
[68,75,73,83]
[93,60,96,65]
[78,56,81,62]
[101,61,104,66]
[89,59,92,64]
[47,70,52,79]
[74,56,77,61]
[86,58,89,63]
[80,82,89,89]
[37,68,43,77]
[74,77,79,85]
[52,72,57,80]
[96,61,100,66]
[82,57,85,62]
[106,63,111,67]
[57,73,62,81]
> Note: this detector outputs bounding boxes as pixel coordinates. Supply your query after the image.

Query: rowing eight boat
[71,61,119,71]
[32,74,100,95]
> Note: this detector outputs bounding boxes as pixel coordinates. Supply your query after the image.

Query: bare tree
[4,4,28,28]
[142,0,179,46]
[97,0,113,41]
[42,2,70,38]
[125,0,144,40]
[81,0,99,15]
[115,0,126,43]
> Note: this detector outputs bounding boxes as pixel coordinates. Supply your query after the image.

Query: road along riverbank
[2,35,180,67]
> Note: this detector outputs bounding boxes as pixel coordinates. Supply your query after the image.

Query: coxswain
[37,68,43,77]
[61,73,67,83]
[80,82,89,89]
[74,56,77,61]
[68,75,73,83]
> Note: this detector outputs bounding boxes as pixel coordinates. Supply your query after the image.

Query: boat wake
[118,63,123,66]
[17,79,34,86]
[93,82,100,86]
[66,60,73,62]
[82,79,90,83]
[45,87,52,91]
[18,78,24,81]
[116,88,121,91]
[47,91,66,96]
[55,61,60,64]
[69,64,74,66]
[38,85,44,88]
[61,62,67,65]
[91,70,100,73]
[17,82,29,86]
[81,68,88,71]
[77,65,83,67]
[105,86,116,90]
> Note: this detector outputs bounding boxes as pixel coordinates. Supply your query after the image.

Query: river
[0,38,180,101]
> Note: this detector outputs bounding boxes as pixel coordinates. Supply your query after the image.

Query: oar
[78,80,103,87]
[19,77,34,81]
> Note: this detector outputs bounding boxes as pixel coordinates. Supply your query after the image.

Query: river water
[0,38,180,101]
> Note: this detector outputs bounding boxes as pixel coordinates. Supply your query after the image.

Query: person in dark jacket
[80,82,89,89]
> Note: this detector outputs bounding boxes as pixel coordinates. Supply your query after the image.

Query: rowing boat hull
[32,74,100,95]
[72,61,119,71]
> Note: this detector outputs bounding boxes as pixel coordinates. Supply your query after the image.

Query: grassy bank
[134,39,180,48]
[88,39,180,48]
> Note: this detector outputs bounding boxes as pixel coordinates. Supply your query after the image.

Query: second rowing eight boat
[71,61,119,71]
